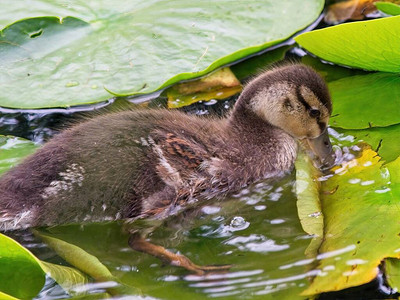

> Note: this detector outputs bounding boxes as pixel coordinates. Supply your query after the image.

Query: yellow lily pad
[302,146,400,295]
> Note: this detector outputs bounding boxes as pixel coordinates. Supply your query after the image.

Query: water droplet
[308,211,322,218]
[230,216,246,228]
[348,178,361,184]
[254,205,266,211]
[360,180,374,186]
[270,219,284,224]
[201,205,221,215]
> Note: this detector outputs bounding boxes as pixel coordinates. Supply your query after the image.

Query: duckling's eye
[309,109,320,118]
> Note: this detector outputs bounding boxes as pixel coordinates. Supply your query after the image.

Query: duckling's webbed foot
[128,233,231,275]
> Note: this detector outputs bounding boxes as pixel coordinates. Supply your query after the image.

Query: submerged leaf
[303,146,400,295]
[328,73,400,129]
[295,16,400,73]
[375,1,400,14]
[36,231,114,281]
[40,261,90,295]
[36,231,140,296]
[0,0,324,109]
[0,135,39,175]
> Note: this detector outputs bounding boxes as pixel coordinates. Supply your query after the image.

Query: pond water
[1,45,397,299]
[28,176,313,299]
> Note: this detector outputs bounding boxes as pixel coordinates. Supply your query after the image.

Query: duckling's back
[0,106,297,230]
[0,109,227,230]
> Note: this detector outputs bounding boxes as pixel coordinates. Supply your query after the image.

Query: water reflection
[225,234,289,253]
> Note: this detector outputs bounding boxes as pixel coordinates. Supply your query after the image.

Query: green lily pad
[0,234,45,299]
[375,1,400,15]
[0,0,323,109]
[0,135,39,176]
[295,16,400,73]
[0,232,92,298]
[302,147,400,295]
[328,72,400,129]
[332,124,400,164]
[295,150,323,237]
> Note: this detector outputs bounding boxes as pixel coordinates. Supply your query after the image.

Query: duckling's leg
[128,232,231,275]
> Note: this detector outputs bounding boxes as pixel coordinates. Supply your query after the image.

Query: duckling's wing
[150,131,210,188]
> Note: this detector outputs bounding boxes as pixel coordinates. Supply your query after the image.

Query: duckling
[0,64,334,273]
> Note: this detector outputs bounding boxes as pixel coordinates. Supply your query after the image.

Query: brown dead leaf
[173,67,240,95]
[325,0,377,24]
[167,68,242,108]
[325,0,400,24]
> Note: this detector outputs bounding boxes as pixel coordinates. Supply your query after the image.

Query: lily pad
[332,124,400,163]
[295,16,400,73]
[0,233,45,299]
[0,0,323,109]
[295,150,323,238]
[302,147,400,295]
[375,1,400,15]
[0,232,92,298]
[295,150,323,257]
[328,72,400,129]
[0,135,39,176]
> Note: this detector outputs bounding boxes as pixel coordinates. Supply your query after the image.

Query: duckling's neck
[228,99,274,137]
[226,101,298,178]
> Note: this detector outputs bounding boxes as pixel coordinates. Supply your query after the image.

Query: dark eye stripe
[296,86,311,110]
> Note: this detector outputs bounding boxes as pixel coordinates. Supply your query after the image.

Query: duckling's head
[234,64,335,169]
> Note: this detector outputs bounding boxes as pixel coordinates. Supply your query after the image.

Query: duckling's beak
[306,129,336,171]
